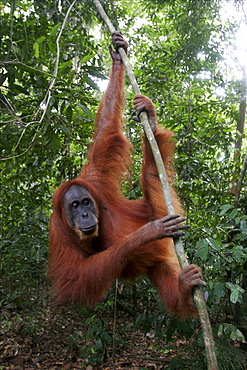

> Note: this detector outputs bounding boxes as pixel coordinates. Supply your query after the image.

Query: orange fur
[49,36,200,318]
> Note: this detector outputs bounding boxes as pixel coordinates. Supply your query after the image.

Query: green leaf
[49,132,60,153]
[33,37,46,59]
[58,124,72,135]
[87,66,108,79]
[240,219,247,233]
[230,290,239,304]
[65,106,72,122]
[214,282,225,297]
[228,208,239,219]
[82,54,95,64]
[217,323,245,342]
[143,315,153,335]
[225,282,245,303]
[50,23,62,36]
[135,313,146,330]
[13,84,29,94]
[59,60,73,69]
[206,237,221,251]
[84,75,100,90]
[48,41,56,56]
[78,104,91,116]
[230,328,246,342]
[89,70,108,80]
[219,204,232,216]
[195,239,208,261]
[36,36,46,44]
[33,43,39,59]
[45,126,60,153]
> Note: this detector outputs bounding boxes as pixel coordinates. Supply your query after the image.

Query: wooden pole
[92,1,219,368]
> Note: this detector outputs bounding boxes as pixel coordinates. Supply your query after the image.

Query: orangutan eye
[71,201,79,208]
[82,198,90,206]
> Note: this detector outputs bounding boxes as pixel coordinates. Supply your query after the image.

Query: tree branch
[1,0,77,161]
[234,152,247,208]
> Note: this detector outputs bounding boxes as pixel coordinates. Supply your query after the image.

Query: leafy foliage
[1,0,247,367]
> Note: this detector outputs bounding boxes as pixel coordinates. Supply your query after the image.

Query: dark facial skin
[64,185,98,239]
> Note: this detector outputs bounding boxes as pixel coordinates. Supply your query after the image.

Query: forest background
[1,0,247,369]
